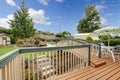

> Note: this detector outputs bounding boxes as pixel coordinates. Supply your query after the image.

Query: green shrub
[39,37,45,41]
[10,36,16,44]
[25,38,35,44]
[103,39,120,46]
[93,40,98,42]
[56,33,63,37]
[16,39,24,44]
[53,39,59,43]
[112,36,120,39]
[86,36,93,41]
[99,35,108,40]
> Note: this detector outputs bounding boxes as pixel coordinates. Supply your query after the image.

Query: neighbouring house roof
[0,32,5,36]
[74,33,99,40]
[75,33,92,36]
[40,34,56,40]
[0,32,10,37]
[0,32,5,34]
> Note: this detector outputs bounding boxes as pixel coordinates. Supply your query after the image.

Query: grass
[23,51,54,59]
[0,45,54,58]
[0,45,18,56]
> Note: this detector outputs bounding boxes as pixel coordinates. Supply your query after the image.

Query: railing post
[0,69,2,80]
[88,45,91,66]
[98,43,101,58]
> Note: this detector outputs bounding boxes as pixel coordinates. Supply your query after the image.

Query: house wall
[0,36,2,45]
[74,33,99,40]
[0,35,10,46]
[40,34,56,40]
[6,36,10,45]
[74,33,91,40]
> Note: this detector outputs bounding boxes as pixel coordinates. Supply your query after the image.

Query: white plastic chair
[110,45,120,62]
[96,43,116,62]
[104,47,115,62]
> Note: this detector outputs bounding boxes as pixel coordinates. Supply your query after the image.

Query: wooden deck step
[91,57,100,61]
[91,57,106,68]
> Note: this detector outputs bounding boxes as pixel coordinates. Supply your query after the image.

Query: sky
[0,0,120,35]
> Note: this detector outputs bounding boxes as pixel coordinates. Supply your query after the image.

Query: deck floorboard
[48,55,120,80]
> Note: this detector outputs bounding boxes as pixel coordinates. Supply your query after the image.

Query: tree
[9,1,36,39]
[56,32,63,37]
[0,27,12,34]
[56,31,71,37]
[77,4,100,33]
[40,31,54,35]
[62,31,71,37]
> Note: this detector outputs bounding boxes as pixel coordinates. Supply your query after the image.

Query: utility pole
[58,16,62,33]
[59,22,61,33]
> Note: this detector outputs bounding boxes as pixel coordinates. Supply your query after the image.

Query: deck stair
[36,55,55,79]
[91,55,106,68]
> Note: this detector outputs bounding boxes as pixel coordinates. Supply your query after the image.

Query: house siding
[0,37,2,45]
[0,35,10,46]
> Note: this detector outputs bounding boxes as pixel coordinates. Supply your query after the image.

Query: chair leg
[96,51,98,56]
[110,51,115,62]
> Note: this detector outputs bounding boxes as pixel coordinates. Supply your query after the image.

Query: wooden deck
[48,56,120,80]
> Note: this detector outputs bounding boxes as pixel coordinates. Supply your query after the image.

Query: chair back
[113,45,120,54]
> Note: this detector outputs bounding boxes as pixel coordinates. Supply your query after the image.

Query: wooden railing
[0,45,90,80]
[63,38,101,58]
[0,49,22,80]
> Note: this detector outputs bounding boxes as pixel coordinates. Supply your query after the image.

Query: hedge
[102,39,120,46]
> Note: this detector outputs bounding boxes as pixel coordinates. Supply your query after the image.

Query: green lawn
[0,45,55,59]
[0,45,18,56]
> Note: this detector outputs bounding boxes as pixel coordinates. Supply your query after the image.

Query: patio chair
[104,47,115,62]
[102,45,120,62]
[110,45,120,62]
[96,43,116,62]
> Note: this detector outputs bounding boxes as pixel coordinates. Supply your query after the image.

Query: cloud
[100,17,106,25]
[7,15,14,20]
[38,0,49,6]
[0,8,51,28]
[28,8,51,26]
[96,5,106,13]
[6,0,17,6]
[100,0,106,4]
[100,17,107,27]
[38,0,64,6]
[56,0,64,3]
[0,18,9,28]
[0,14,13,28]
